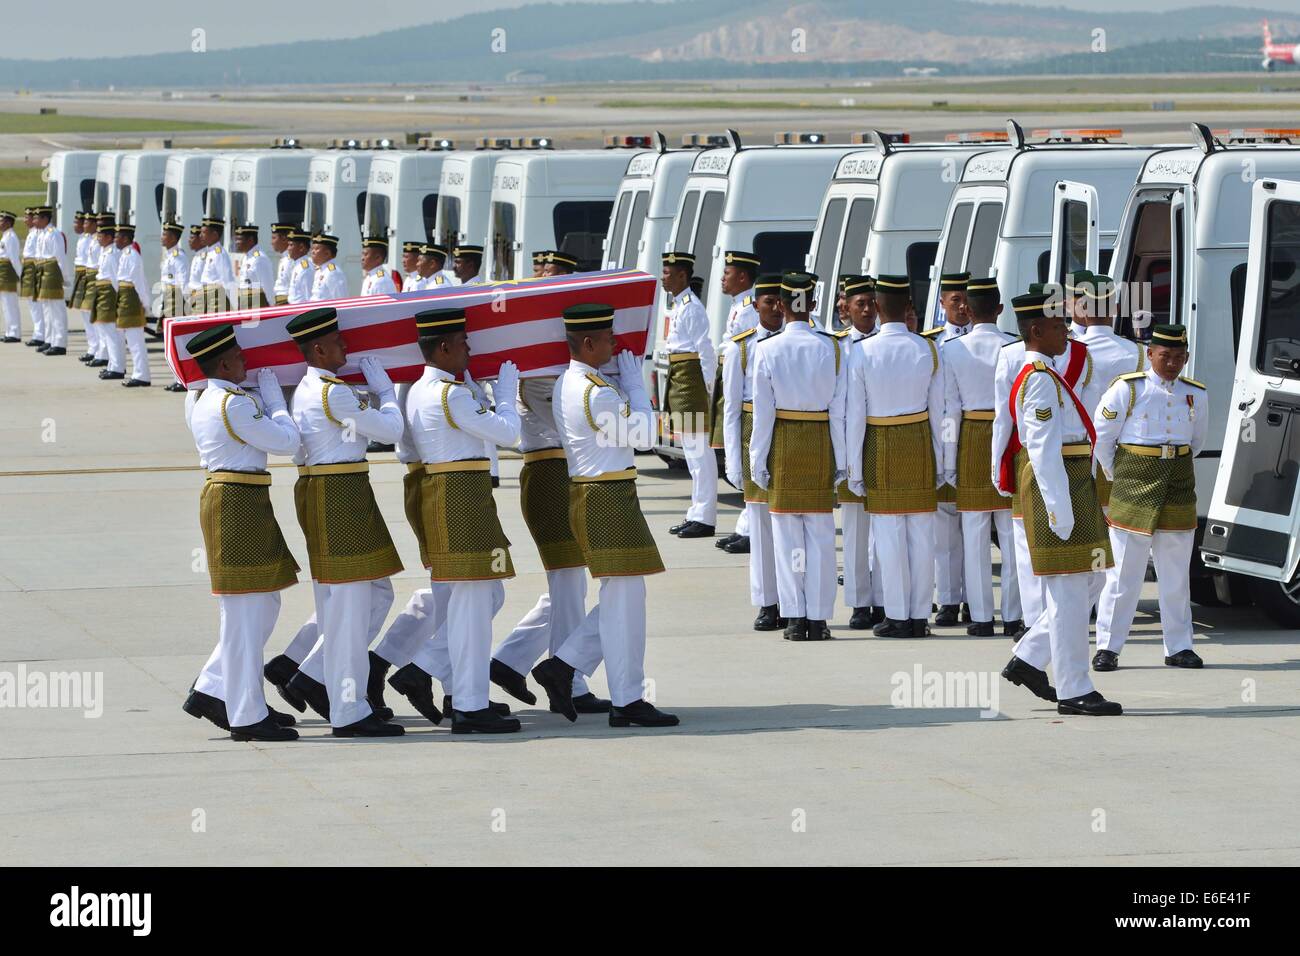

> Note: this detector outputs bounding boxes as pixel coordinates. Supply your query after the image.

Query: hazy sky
[7,0,1286,60]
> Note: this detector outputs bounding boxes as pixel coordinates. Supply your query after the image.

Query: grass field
[599,98,1300,113]
[0,167,45,191]
[0,112,248,133]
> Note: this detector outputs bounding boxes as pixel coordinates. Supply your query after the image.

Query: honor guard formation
[0,201,1213,740]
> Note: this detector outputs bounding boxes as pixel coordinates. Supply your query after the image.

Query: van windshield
[491,200,517,280]
[306,191,327,233]
[367,193,390,238]
[437,194,461,250]
[1256,198,1300,378]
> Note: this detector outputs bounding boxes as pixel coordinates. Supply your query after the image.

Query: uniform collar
[1024,348,1051,365]
[429,366,460,384]
[965,322,1000,336]
[1081,324,1114,341]
[878,321,909,336]
[1146,367,1176,389]
[782,318,813,334]
[206,377,237,391]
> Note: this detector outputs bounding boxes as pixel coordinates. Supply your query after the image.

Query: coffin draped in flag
[165,269,658,388]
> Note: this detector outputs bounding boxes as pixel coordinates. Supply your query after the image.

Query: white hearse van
[807,130,1011,326]
[485,144,637,281]
[205,149,311,276]
[116,150,171,306]
[45,150,101,238]
[306,149,381,296]
[601,134,699,275]
[435,145,512,255]
[363,148,448,275]
[93,151,128,217]
[923,122,1170,333]
[161,151,213,230]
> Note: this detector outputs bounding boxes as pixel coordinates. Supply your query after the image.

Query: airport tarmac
[1,323,1298,866]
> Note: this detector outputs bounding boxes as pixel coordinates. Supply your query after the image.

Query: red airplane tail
[1264,19,1273,47]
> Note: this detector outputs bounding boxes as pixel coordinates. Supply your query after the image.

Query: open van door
[1047,180,1099,284]
[1203,179,1300,603]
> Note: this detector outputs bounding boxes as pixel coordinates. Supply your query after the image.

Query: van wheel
[1189,574,1225,608]
[1248,577,1300,628]
[656,453,686,470]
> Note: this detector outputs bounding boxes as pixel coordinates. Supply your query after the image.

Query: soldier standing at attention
[360,237,398,296]
[112,221,152,388]
[530,304,677,728]
[233,224,276,311]
[941,277,1022,637]
[0,210,21,342]
[400,241,422,290]
[198,218,236,314]
[181,323,302,742]
[721,273,784,631]
[68,211,92,358]
[661,251,718,538]
[185,224,206,315]
[269,222,295,305]
[417,243,454,289]
[32,205,70,355]
[749,272,846,643]
[999,291,1120,716]
[309,234,348,301]
[539,250,578,277]
[846,275,945,638]
[20,208,45,349]
[286,229,314,304]
[1092,325,1206,672]
[530,250,547,278]
[286,307,406,737]
[160,222,190,391]
[452,244,485,285]
[711,250,760,553]
[406,308,523,733]
[91,216,122,378]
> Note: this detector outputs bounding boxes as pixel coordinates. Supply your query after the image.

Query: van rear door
[1203,178,1300,584]
[1047,180,1099,284]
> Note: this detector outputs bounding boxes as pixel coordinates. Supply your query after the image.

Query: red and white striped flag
[165,270,657,388]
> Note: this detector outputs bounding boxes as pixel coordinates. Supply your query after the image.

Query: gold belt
[867,410,928,426]
[424,459,491,474]
[119,281,135,289]
[775,409,828,422]
[1061,442,1093,458]
[298,461,369,476]
[962,409,995,421]
[206,470,272,486]
[1120,443,1190,459]
[741,401,754,413]
[522,448,567,464]
[573,467,637,483]
[668,352,700,362]
[406,462,423,473]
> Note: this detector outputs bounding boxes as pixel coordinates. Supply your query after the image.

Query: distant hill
[0,0,1296,88]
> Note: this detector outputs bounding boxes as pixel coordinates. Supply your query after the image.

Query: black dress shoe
[451,708,522,734]
[24,338,43,347]
[960,602,972,624]
[722,535,750,554]
[387,663,444,725]
[489,658,537,705]
[910,619,931,637]
[966,621,995,636]
[934,604,960,626]
[782,616,808,641]
[443,695,510,719]
[870,606,886,627]
[332,713,405,737]
[182,689,230,731]
[286,671,330,721]
[1001,656,1057,702]
[1057,691,1122,716]
[367,650,392,718]
[1164,649,1203,669]
[99,370,125,380]
[88,358,108,367]
[715,532,740,550]
[36,341,50,353]
[669,521,690,535]
[2,336,21,344]
[263,654,306,713]
[78,351,94,362]
[164,381,187,392]
[872,617,911,637]
[1092,649,1119,672]
[609,699,679,728]
[531,657,577,722]
[231,715,299,742]
[801,620,833,641]
[849,606,873,630]
[366,440,395,453]
[753,604,785,631]
[1003,619,1025,639]
[573,692,612,714]
[43,346,66,356]
[677,521,715,538]
[122,378,151,387]
[267,706,296,727]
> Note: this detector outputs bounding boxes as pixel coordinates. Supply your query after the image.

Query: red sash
[997,340,1092,494]
[393,270,403,292]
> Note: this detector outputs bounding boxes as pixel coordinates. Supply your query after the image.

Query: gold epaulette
[224,386,246,396]
[321,375,346,385]
[732,326,757,343]
[1118,371,1145,381]
[832,328,851,339]
[585,372,611,389]
[1180,376,1206,390]
[1031,360,1048,372]
[921,327,944,339]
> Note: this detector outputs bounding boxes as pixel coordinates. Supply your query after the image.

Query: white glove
[617,349,643,386]
[726,467,742,490]
[700,358,714,396]
[359,356,394,397]
[495,361,519,410]
[944,471,958,488]
[848,478,866,498]
[834,469,847,485]
[752,469,770,490]
[935,472,946,489]
[1051,516,1075,542]
[255,367,286,412]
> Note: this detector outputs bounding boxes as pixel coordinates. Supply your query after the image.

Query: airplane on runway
[1212,20,1299,71]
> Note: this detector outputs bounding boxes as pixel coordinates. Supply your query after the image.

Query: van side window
[79,178,95,213]
[607,193,633,267]
[622,191,651,268]
[276,190,307,229]
[163,187,178,223]
[673,191,699,251]
[811,198,846,298]
[554,200,614,272]
[966,202,1003,278]
[154,184,164,221]
[839,198,875,277]
[690,192,725,298]
[1057,199,1089,282]
[1230,261,1248,357]
[940,203,973,274]
[355,191,368,233]
[754,231,814,277]
[906,241,939,315]
[1255,200,1300,378]
[368,194,390,242]
[1036,249,1051,283]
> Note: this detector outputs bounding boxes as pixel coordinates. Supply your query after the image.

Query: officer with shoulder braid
[711,250,760,553]
[269,222,296,305]
[1092,324,1206,672]
[0,209,21,342]
[234,224,276,311]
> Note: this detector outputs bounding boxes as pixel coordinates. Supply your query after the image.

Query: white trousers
[934,501,964,604]
[840,501,876,610]
[105,325,126,373]
[735,505,750,537]
[747,502,779,608]
[124,326,150,381]
[373,585,445,668]
[303,579,393,726]
[43,299,67,348]
[1095,528,1194,656]
[681,431,718,525]
[76,308,93,350]
[871,511,936,620]
[1011,516,1044,626]
[0,292,19,338]
[493,567,590,694]
[447,579,505,713]
[961,509,1021,623]
[193,591,281,728]
[556,575,647,707]
[93,322,111,360]
[29,298,45,340]
[299,578,395,681]
[1013,572,1094,702]
[770,511,837,620]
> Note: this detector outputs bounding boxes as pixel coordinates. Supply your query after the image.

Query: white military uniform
[1093,368,1207,659]
[550,359,658,706]
[492,376,592,696]
[291,365,404,727]
[1080,325,1145,418]
[721,321,779,611]
[273,249,295,303]
[83,236,103,352]
[310,259,348,301]
[750,320,847,622]
[186,244,205,313]
[847,323,945,622]
[941,323,1021,626]
[92,244,121,362]
[1008,350,1098,702]
[929,323,968,611]
[723,288,759,538]
[22,227,43,341]
[189,377,301,727]
[73,229,95,346]
[35,223,70,348]
[160,244,187,307]
[287,255,313,304]
[112,245,151,383]
[837,327,877,614]
[236,244,276,308]
[665,287,718,527]
[360,264,397,297]
[406,364,520,713]
[200,241,237,309]
[0,223,20,339]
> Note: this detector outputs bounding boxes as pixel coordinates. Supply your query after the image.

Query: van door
[1203,179,1300,584]
[1047,180,1099,285]
[1168,188,1196,333]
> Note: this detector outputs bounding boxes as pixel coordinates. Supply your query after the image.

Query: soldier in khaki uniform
[0,209,20,342]
[91,215,122,377]
[112,221,152,387]
[31,205,70,355]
